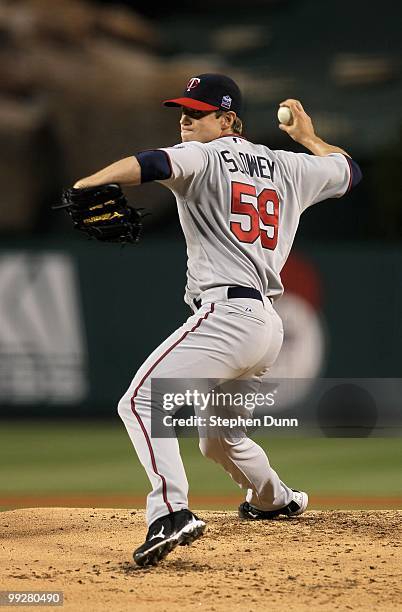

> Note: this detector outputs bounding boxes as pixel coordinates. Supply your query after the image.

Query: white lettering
[263,416,299,427]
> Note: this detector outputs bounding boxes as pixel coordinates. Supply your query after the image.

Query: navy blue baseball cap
[163,73,242,116]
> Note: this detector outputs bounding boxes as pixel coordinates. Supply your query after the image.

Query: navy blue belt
[193,286,264,310]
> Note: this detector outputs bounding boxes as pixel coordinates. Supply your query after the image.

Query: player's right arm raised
[278,98,350,157]
[276,98,362,211]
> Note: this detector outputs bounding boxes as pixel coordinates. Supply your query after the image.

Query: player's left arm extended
[59,153,170,244]
[74,156,142,188]
[74,150,174,189]
[58,151,175,243]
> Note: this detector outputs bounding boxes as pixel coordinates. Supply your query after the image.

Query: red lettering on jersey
[230,182,260,244]
[230,182,279,250]
[258,188,279,250]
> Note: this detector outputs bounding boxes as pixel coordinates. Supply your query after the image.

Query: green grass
[0,421,401,498]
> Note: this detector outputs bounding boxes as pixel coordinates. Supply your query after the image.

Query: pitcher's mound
[1,508,401,611]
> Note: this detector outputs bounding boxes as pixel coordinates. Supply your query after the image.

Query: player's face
[180,107,223,143]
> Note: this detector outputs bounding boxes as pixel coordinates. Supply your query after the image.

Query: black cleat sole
[134,521,206,567]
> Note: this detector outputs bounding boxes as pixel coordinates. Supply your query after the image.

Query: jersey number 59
[230,182,279,250]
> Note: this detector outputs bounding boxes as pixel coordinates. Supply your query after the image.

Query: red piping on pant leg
[130,303,215,514]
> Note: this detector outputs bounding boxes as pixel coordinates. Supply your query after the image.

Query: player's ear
[220,111,236,130]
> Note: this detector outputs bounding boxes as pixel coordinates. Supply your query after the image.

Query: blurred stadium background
[0,0,401,511]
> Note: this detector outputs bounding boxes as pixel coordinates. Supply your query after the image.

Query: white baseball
[277,106,293,125]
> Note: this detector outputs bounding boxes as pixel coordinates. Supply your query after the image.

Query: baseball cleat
[133,509,206,567]
[238,489,308,520]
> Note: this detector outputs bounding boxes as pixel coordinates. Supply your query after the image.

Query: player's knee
[199,438,224,461]
[117,394,130,422]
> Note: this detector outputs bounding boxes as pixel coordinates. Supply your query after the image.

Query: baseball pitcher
[67,74,362,566]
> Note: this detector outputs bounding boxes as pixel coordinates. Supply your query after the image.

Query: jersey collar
[217,133,248,141]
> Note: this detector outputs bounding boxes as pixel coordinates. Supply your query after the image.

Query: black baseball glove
[54,183,146,244]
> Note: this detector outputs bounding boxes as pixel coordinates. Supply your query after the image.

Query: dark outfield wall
[0,237,400,416]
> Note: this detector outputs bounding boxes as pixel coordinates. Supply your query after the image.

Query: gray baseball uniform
[118,134,352,525]
[159,137,351,306]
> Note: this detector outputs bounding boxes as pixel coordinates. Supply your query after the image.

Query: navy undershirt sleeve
[344,156,363,192]
[135,150,172,183]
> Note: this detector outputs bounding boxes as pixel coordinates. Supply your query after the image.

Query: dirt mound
[1,508,401,611]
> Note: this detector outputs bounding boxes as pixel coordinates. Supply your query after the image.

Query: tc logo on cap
[186,77,201,91]
[221,95,232,109]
